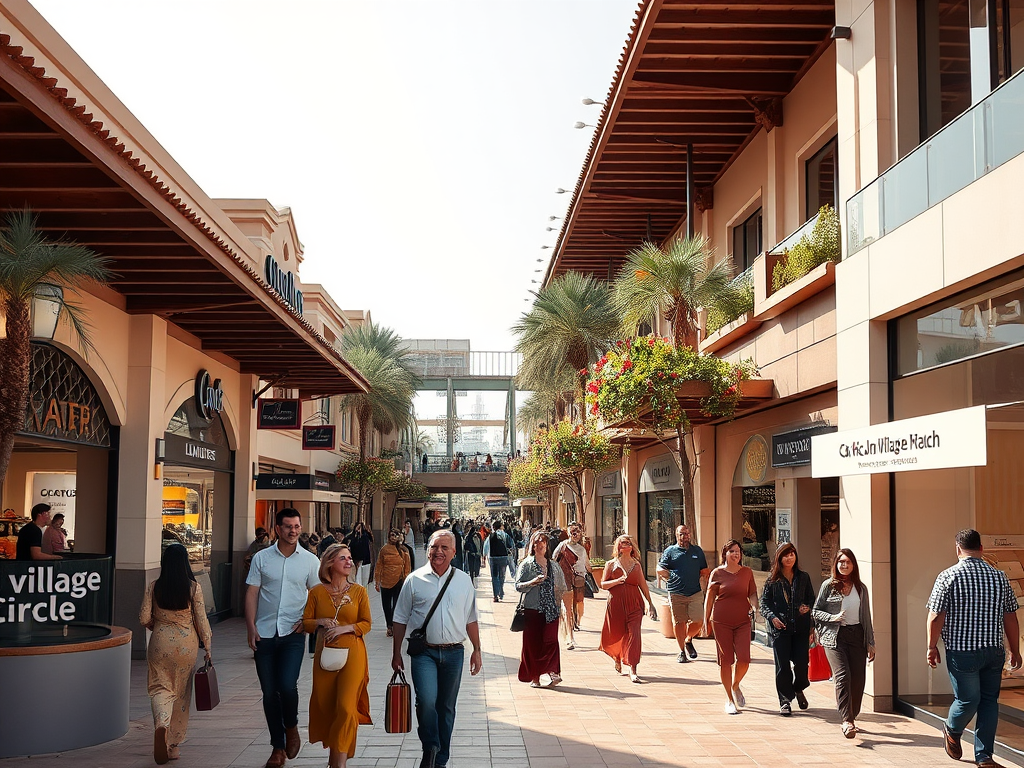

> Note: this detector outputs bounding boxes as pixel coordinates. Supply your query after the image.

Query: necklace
[327,582,352,609]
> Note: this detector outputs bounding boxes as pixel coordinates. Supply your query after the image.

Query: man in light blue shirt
[245,508,320,768]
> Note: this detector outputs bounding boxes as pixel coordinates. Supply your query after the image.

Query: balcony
[847,68,1024,256]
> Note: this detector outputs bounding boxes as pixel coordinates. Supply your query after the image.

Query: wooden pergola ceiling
[0,36,369,399]
[547,0,835,282]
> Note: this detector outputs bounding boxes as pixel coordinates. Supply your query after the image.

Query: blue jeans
[411,645,464,766]
[489,556,508,599]
[254,632,305,750]
[946,645,1006,762]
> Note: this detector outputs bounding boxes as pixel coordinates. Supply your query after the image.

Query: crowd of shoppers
[139,513,1020,768]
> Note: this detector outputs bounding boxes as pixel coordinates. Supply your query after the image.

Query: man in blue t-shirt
[657,525,709,663]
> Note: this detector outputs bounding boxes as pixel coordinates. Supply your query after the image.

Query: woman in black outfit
[760,542,816,716]
[343,521,373,587]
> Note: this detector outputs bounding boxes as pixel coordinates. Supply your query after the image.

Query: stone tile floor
[4,566,1020,768]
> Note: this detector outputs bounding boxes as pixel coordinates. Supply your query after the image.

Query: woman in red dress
[599,534,658,683]
[703,539,759,714]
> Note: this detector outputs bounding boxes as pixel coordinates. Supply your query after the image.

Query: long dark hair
[768,542,800,582]
[153,544,196,611]
[830,548,865,595]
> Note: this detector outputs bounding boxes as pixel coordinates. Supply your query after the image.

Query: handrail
[767,211,820,256]
[847,66,1024,256]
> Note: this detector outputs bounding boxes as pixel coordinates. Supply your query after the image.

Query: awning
[255,489,341,504]
[0,28,369,398]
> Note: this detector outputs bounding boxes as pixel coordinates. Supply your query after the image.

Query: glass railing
[847,67,1024,256]
[767,211,820,256]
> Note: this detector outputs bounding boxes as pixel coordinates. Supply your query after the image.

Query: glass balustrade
[847,67,1024,255]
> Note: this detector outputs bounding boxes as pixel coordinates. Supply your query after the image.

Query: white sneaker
[725,701,738,715]
[566,640,575,650]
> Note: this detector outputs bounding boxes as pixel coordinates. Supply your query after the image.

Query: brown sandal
[942,723,963,760]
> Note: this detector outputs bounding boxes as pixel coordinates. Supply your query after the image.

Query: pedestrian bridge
[414,455,509,493]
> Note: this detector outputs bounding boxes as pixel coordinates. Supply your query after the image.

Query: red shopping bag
[809,641,832,682]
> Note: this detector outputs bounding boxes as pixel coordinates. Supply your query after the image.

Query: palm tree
[0,209,112,485]
[512,271,620,423]
[516,392,556,444]
[413,429,434,458]
[612,235,748,533]
[614,235,746,349]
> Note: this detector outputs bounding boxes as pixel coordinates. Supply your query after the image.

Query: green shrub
[772,205,841,292]
[705,276,754,336]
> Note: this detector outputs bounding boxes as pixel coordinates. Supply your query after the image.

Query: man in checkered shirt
[927,529,1022,767]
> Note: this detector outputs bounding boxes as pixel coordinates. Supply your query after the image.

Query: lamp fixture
[541,245,551,249]
[574,121,596,130]
[581,98,603,106]
[546,226,558,231]
[556,188,569,194]
[30,284,64,340]
[548,215,558,221]
[536,259,544,262]
[831,25,852,39]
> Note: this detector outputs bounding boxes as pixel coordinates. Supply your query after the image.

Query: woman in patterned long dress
[599,534,658,683]
[140,543,212,765]
[303,544,371,768]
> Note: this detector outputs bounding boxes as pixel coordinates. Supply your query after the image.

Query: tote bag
[384,670,412,733]
[809,640,832,682]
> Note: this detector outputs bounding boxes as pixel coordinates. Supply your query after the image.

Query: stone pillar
[114,314,167,657]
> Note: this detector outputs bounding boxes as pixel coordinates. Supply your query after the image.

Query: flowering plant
[585,336,757,433]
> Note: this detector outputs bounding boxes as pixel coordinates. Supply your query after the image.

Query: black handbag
[406,569,456,657]
[749,610,756,641]
[510,595,526,632]
[583,571,599,598]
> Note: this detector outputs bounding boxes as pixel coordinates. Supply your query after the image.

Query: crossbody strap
[420,568,456,632]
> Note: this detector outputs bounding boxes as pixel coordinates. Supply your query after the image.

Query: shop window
[644,490,682,577]
[600,495,624,560]
[895,269,1024,375]
[805,137,838,219]
[732,208,762,272]
[740,485,776,572]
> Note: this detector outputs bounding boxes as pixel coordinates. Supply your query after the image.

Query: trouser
[352,562,370,586]
[381,583,403,628]
[946,645,1006,763]
[490,556,508,599]
[823,624,867,722]
[411,645,465,766]
[772,630,810,704]
[253,632,305,750]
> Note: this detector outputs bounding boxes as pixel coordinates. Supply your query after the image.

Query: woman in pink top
[703,539,759,714]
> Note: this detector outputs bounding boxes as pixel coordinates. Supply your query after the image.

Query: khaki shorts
[669,592,704,626]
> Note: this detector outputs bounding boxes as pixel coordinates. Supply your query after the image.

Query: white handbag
[319,599,349,671]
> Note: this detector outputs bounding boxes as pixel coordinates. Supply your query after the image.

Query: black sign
[163,433,233,472]
[0,555,113,640]
[194,370,224,420]
[264,254,304,315]
[19,342,111,448]
[771,424,837,468]
[257,398,301,430]
[256,474,335,491]
[302,425,336,451]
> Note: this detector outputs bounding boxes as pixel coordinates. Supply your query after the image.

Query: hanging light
[30,284,63,340]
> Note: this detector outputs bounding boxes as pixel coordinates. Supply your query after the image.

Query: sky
[29,0,639,351]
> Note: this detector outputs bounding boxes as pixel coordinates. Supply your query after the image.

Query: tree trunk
[0,298,31,489]
[676,424,698,535]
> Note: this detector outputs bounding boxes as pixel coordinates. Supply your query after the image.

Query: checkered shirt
[926,557,1019,652]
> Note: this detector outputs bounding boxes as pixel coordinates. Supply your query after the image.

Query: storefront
[2,342,117,559]
[638,454,683,578]
[160,389,234,619]
[596,468,623,561]
[857,269,1024,753]
[255,473,342,534]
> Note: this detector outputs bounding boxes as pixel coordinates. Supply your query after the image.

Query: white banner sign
[30,472,77,538]
[811,405,987,478]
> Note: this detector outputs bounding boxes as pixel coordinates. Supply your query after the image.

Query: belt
[426,642,463,650]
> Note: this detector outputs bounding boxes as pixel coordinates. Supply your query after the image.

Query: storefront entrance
[639,454,683,578]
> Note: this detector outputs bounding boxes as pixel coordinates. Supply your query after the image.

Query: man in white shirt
[245,508,320,768]
[392,530,481,768]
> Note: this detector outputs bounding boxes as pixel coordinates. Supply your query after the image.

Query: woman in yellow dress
[140,543,212,764]
[303,543,371,768]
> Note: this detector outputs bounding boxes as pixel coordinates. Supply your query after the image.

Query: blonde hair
[612,534,637,559]
[318,544,351,584]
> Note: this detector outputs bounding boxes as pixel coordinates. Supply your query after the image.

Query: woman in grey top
[514,531,567,688]
[812,548,876,739]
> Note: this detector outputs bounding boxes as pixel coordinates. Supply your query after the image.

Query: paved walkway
[4,567,1020,768]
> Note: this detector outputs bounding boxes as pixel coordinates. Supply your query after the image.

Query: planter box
[755,260,835,321]
[699,312,762,354]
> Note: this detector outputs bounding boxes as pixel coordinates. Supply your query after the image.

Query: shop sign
[255,474,334,491]
[776,508,792,544]
[598,470,621,496]
[257,398,301,429]
[163,433,233,472]
[639,455,681,493]
[811,405,987,478]
[264,254,304,315]
[0,556,113,638]
[30,473,77,538]
[19,343,111,448]
[302,425,336,450]
[772,425,836,468]
[194,370,224,420]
